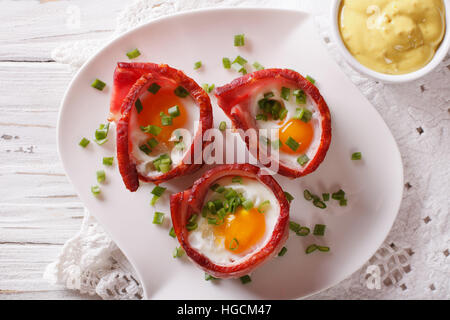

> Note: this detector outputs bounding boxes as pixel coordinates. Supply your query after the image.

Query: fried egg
[128,84,199,177]
[188,176,280,265]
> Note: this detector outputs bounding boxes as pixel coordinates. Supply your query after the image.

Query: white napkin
[44,0,450,299]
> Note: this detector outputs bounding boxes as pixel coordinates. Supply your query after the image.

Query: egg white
[249,85,323,168]
[128,91,199,178]
[188,176,280,265]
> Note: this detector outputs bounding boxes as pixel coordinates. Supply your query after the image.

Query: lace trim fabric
[45,0,450,299]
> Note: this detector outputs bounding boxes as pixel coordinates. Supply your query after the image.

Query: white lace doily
[44,0,450,300]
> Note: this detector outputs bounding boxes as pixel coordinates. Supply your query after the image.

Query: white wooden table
[0,0,129,300]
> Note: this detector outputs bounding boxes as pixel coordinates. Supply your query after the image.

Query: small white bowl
[330,0,450,83]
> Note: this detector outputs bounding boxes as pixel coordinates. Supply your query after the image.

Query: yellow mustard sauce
[339,0,446,75]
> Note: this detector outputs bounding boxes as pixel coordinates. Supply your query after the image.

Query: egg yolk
[137,87,188,143]
[213,207,266,254]
[278,119,314,155]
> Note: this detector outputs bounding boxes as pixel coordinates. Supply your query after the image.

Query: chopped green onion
[253,62,264,70]
[242,199,254,210]
[96,170,106,183]
[232,176,242,184]
[297,154,310,166]
[278,247,288,257]
[91,185,101,196]
[279,108,288,121]
[103,157,114,166]
[91,79,106,91]
[160,112,173,126]
[222,57,231,69]
[140,124,162,136]
[231,62,245,73]
[301,109,313,123]
[169,227,176,238]
[340,199,348,206]
[234,34,245,47]
[159,163,170,173]
[313,224,326,236]
[234,55,248,65]
[281,87,291,101]
[79,138,90,148]
[352,152,362,160]
[150,195,159,206]
[322,193,330,201]
[313,198,327,209]
[126,48,141,59]
[258,200,270,213]
[306,75,316,84]
[202,83,215,93]
[240,275,252,284]
[207,217,218,225]
[256,114,268,121]
[147,138,158,149]
[306,244,318,254]
[187,221,198,232]
[94,123,110,145]
[151,186,166,197]
[135,98,143,113]
[205,273,219,281]
[229,238,239,251]
[289,221,301,233]
[297,226,310,236]
[168,105,180,118]
[173,246,185,258]
[293,89,306,104]
[153,212,165,224]
[153,154,172,172]
[293,108,305,121]
[139,144,151,155]
[318,246,330,252]
[285,137,300,152]
[272,139,282,149]
[303,189,313,201]
[174,86,189,98]
[210,184,224,193]
[284,192,294,203]
[148,83,161,94]
[332,189,346,200]
[194,61,202,70]
[224,188,238,200]
[219,121,227,131]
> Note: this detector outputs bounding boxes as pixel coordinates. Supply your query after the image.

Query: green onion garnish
[257,200,270,213]
[234,34,245,47]
[147,138,159,149]
[151,186,166,197]
[210,184,225,193]
[168,105,180,118]
[229,238,239,251]
[313,224,326,236]
[150,195,159,206]
[278,247,288,257]
[256,114,268,121]
[173,246,185,258]
[219,121,227,132]
[232,176,242,184]
[103,157,114,166]
[140,125,162,136]
[297,154,310,166]
[279,108,288,120]
[306,244,318,254]
[231,62,245,73]
[340,199,348,206]
[153,212,165,225]
[352,152,362,160]
[135,98,143,113]
[293,108,305,121]
[301,109,313,123]
[253,62,264,70]
[289,221,301,233]
[303,189,313,201]
[139,144,151,155]
[91,185,101,196]
[293,89,306,104]
[281,87,291,101]
[202,83,215,94]
[297,227,310,236]
[169,227,176,238]
[187,214,198,231]
[194,61,202,70]
[240,275,251,284]
[79,138,90,148]
[285,137,299,152]
[242,199,254,210]
[306,75,316,84]
[94,123,110,145]
[332,189,346,200]
[174,86,189,98]
[207,217,218,225]
[222,57,231,69]
[205,273,219,281]
[148,83,161,94]
[284,192,294,203]
[318,246,330,252]
[96,170,106,183]
[322,193,330,201]
[153,154,172,172]
[126,48,141,59]
[160,112,173,126]
[225,188,238,200]
[91,79,106,91]
[234,55,248,65]
[313,198,327,209]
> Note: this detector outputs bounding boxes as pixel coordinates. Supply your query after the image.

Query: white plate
[58,8,403,299]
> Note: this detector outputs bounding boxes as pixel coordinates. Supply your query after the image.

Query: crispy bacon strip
[171,164,290,279]
[215,69,332,178]
[111,63,213,191]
